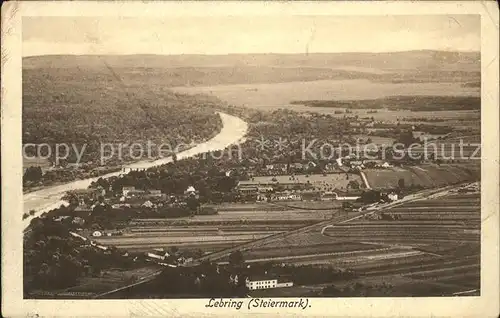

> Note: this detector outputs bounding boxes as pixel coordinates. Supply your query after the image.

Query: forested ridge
[23,68,222,156]
[22,65,224,189]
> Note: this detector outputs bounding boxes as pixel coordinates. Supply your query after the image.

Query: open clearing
[93,202,340,253]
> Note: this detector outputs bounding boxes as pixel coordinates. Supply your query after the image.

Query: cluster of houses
[254,158,391,176]
[255,157,395,177]
[237,176,364,202]
[236,160,394,203]
[345,158,393,170]
[67,185,200,215]
[349,117,376,129]
[256,161,324,176]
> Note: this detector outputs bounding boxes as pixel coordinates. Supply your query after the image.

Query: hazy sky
[23,15,480,56]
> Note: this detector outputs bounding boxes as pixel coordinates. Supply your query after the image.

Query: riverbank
[23,112,248,228]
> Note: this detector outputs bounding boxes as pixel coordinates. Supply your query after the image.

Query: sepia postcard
[1,1,499,317]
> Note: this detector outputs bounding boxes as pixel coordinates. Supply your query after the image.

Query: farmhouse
[245,275,293,290]
[324,162,343,172]
[349,161,364,169]
[142,200,155,208]
[387,192,399,201]
[122,186,136,197]
[378,162,392,169]
[122,167,147,174]
[184,186,198,196]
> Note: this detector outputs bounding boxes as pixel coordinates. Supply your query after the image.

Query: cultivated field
[364,164,480,189]
[235,190,480,296]
[93,203,341,253]
[360,192,481,222]
[27,266,162,298]
[409,141,481,159]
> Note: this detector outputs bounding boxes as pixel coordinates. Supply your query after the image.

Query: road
[359,171,371,189]
[23,112,248,229]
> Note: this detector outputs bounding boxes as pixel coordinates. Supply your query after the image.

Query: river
[23,112,248,228]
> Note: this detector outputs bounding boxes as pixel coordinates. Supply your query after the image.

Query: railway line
[94,182,475,298]
[196,182,471,263]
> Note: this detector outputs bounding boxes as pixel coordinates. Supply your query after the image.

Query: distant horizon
[23,15,480,57]
[23,49,481,59]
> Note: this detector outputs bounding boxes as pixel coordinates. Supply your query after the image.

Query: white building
[245,275,293,290]
[142,200,154,208]
[381,162,392,168]
[122,167,147,174]
[122,186,136,197]
[147,251,170,261]
[184,186,197,196]
[337,195,362,201]
[272,193,301,201]
[387,193,399,201]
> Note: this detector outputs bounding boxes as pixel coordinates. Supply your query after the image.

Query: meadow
[364,164,480,190]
